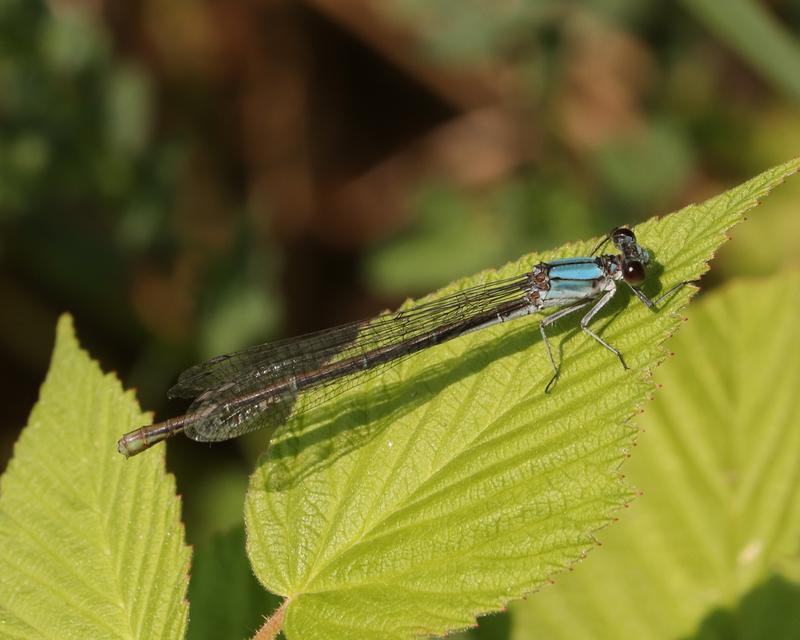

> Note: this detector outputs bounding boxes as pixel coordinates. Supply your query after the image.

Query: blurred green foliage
[188,526,281,640]
[0,1,173,228]
[0,0,177,343]
[371,0,800,299]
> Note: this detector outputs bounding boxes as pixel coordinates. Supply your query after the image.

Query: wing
[176,273,534,442]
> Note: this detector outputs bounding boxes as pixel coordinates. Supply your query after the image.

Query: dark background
[2,0,799,542]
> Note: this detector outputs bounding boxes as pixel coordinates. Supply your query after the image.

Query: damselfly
[117,227,686,457]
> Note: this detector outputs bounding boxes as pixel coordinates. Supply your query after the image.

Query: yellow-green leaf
[511,270,800,639]
[245,159,800,640]
[0,315,190,639]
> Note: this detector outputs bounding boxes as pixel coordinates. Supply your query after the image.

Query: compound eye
[612,227,636,242]
[623,260,646,285]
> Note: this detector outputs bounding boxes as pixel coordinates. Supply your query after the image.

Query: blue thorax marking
[537,257,606,302]
[547,258,603,282]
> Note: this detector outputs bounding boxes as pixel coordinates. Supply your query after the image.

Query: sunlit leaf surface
[511,272,800,639]
[0,316,190,640]
[245,160,800,640]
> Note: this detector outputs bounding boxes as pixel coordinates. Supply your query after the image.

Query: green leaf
[245,159,800,640]
[188,526,282,640]
[0,315,190,639]
[510,270,800,639]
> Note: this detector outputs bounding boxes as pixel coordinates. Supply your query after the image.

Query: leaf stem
[252,598,289,640]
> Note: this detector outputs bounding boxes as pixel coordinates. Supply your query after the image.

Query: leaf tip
[55,312,76,336]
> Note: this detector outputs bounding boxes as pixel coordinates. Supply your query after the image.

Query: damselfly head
[610,227,651,284]
[610,227,636,249]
